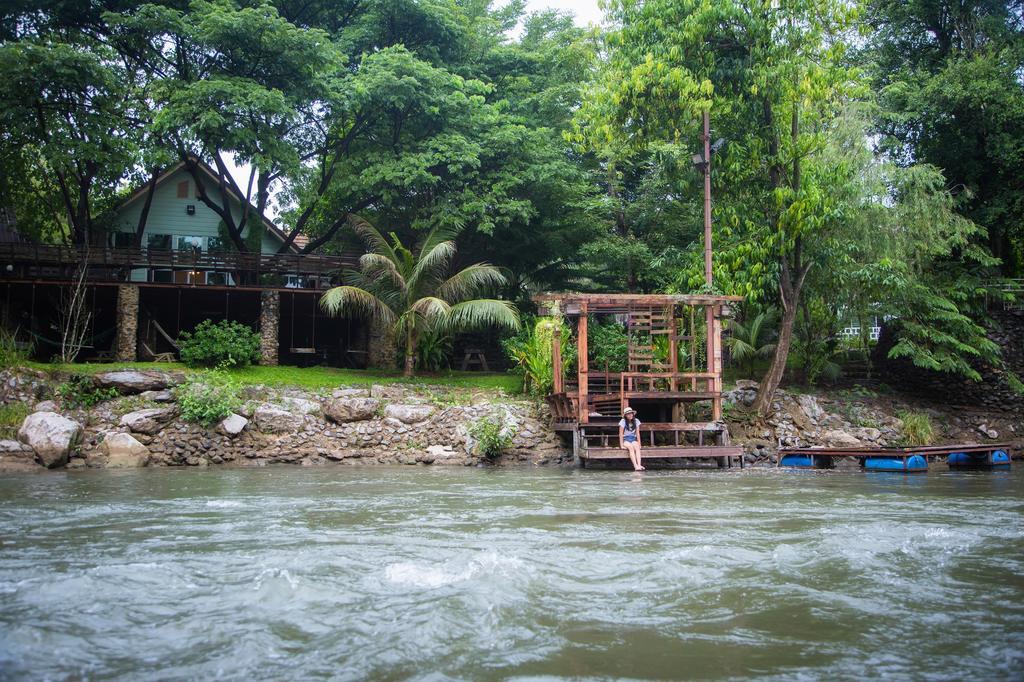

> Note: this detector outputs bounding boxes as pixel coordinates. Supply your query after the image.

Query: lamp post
[703,109,712,287]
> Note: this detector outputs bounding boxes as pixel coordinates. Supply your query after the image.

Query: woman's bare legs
[632,442,644,470]
[622,440,638,466]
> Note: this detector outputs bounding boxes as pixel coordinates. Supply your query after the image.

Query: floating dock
[778,443,1014,473]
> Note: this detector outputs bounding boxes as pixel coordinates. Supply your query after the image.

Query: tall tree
[864,0,1024,273]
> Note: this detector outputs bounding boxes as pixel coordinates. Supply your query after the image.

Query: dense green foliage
[174,371,242,425]
[178,320,261,369]
[588,319,629,374]
[2,0,1019,402]
[503,316,575,396]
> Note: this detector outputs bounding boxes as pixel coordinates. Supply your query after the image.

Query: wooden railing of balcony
[0,243,362,289]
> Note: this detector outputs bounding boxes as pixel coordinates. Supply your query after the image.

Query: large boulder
[93,370,183,394]
[102,432,150,468]
[823,429,862,448]
[324,397,380,423]
[384,404,435,424]
[217,413,248,437]
[278,396,321,416]
[120,407,177,435]
[17,411,82,468]
[253,404,302,433]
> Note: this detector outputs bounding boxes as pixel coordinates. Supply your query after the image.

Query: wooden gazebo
[534,292,744,467]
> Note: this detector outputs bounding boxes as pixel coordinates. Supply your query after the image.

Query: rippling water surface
[1,466,1022,680]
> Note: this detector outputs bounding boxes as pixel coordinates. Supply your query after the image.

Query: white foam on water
[253,568,299,591]
[383,551,524,589]
[205,500,245,509]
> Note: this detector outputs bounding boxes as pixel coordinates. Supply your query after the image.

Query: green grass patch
[27,361,522,393]
[0,402,30,440]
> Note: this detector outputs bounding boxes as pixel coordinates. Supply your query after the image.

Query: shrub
[175,371,241,425]
[0,327,31,369]
[898,410,934,446]
[416,328,453,372]
[503,316,575,396]
[470,417,514,459]
[57,375,119,408]
[178,319,260,368]
[0,402,31,439]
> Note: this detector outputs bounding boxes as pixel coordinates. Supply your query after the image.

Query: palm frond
[359,253,406,292]
[444,299,520,333]
[410,296,452,321]
[437,263,507,303]
[408,239,456,296]
[320,286,396,327]
[348,215,399,265]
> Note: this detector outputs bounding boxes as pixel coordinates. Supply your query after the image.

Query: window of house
[147,234,172,251]
[207,237,229,253]
[177,236,204,252]
[176,180,189,198]
[111,232,135,249]
[152,269,173,283]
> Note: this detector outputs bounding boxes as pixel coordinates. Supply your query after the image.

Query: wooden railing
[0,243,361,289]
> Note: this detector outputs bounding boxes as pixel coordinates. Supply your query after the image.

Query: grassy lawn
[26,361,523,393]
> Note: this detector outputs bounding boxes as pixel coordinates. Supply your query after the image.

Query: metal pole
[703,109,712,287]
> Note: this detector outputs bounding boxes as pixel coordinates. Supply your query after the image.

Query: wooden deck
[0,243,361,290]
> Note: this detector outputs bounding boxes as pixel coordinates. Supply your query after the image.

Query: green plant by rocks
[178,319,260,368]
[57,375,118,408]
[470,416,513,459]
[0,402,30,439]
[0,327,31,369]
[898,411,934,446]
[175,371,241,425]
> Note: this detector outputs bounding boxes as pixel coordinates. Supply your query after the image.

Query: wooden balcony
[0,243,361,290]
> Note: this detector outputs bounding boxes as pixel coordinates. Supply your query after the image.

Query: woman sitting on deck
[619,407,644,471]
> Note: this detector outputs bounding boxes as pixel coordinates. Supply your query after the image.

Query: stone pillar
[115,284,139,362]
[259,290,279,366]
[367,315,397,370]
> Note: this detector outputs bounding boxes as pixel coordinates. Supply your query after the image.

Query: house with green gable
[109,157,305,285]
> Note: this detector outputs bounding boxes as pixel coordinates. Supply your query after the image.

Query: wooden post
[712,305,723,421]
[577,303,588,424]
[552,324,563,394]
[668,305,678,392]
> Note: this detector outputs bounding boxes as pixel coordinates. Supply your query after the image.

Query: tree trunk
[753,285,798,414]
[403,326,416,377]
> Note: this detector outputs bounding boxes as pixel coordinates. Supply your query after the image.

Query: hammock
[141,307,180,350]
[26,326,115,348]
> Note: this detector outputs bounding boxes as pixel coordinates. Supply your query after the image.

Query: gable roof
[117,156,301,253]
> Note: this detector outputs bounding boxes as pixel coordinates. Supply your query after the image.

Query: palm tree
[321,218,520,377]
[725,309,778,379]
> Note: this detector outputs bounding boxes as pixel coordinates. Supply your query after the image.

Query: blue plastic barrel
[992,450,1011,466]
[865,455,927,472]
[947,452,971,466]
[779,454,815,468]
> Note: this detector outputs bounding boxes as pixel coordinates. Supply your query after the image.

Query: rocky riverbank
[0,369,569,471]
[0,368,1019,472]
[724,380,1021,464]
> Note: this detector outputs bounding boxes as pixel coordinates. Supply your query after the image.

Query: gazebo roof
[533,292,743,315]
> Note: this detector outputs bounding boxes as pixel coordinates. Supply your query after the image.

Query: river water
[0,466,1022,680]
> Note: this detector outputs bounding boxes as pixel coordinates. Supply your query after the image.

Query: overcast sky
[523,0,604,26]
